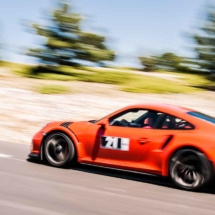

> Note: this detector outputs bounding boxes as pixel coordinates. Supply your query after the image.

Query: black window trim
[156,113,195,130]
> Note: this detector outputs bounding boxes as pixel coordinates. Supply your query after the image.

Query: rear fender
[161,141,215,177]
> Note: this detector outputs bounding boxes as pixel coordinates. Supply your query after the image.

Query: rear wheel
[44,132,76,168]
[169,149,213,190]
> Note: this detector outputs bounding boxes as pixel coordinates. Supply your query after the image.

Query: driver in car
[143,112,158,128]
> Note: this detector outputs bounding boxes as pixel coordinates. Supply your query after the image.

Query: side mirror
[97,118,109,127]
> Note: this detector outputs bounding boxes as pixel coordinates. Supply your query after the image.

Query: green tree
[155,52,183,71]
[193,6,215,73]
[139,56,155,72]
[139,52,184,72]
[27,2,115,67]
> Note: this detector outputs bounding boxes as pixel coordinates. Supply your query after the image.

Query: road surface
[0,141,215,215]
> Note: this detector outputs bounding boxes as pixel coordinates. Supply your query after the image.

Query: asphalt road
[1,141,215,215]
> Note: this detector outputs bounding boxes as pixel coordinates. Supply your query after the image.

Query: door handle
[138,138,149,144]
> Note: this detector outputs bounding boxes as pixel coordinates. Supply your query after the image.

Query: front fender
[35,124,86,160]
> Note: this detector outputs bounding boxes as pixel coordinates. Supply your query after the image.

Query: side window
[109,109,148,128]
[109,109,163,128]
[160,114,194,130]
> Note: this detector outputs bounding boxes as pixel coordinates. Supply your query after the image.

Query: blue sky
[0,0,210,66]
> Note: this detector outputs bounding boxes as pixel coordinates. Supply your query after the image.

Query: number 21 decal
[101,136,130,151]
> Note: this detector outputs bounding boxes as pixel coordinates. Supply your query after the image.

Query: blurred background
[0,0,215,144]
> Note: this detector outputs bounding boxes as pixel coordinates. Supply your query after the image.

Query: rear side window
[187,112,215,124]
[159,114,194,130]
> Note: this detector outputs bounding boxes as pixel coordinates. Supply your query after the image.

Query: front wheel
[44,132,76,168]
[169,149,213,190]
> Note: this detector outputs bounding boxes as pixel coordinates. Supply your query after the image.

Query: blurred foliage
[27,2,115,68]
[13,64,203,94]
[139,52,188,72]
[78,70,200,93]
[35,84,71,94]
[14,65,82,81]
[155,53,183,71]
[138,56,155,72]
[178,73,210,86]
[0,61,28,70]
[122,77,197,94]
[158,69,215,91]
[193,6,215,73]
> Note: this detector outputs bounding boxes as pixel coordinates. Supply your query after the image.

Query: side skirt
[79,162,160,178]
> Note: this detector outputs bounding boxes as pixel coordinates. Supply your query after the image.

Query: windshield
[187,111,215,124]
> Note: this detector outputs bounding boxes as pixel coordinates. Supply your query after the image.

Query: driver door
[82,109,158,170]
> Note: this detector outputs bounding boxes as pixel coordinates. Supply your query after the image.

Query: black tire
[44,132,76,168]
[169,149,213,190]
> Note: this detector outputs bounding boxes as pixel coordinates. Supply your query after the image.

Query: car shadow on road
[27,158,215,194]
[73,164,215,194]
[73,163,174,187]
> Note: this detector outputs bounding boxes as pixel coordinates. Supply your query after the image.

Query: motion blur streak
[0,141,215,215]
[0,0,215,214]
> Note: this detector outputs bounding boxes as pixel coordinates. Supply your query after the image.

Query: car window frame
[108,108,165,129]
[108,108,147,127]
[106,108,195,130]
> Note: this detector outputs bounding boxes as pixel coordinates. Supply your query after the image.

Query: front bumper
[28,153,40,159]
[29,131,45,160]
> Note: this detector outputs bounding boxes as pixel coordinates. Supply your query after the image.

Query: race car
[29,103,215,190]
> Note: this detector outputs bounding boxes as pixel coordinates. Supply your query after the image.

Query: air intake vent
[60,122,73,128]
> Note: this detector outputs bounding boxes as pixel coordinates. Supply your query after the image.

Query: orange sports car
[29,103,215,190]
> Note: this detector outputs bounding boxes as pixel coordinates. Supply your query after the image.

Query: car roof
[125,103,195,115]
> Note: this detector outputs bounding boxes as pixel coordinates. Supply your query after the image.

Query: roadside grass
[0,61,28,69]
[121,75,198,93]
[177,73,210,86]
[34,73,76,81]
[73,70,200,93]
[35,84,71,94]
[13,65,92,81]
[157,70,215,89]
[75,70,131,85]
[10,63,209,94]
